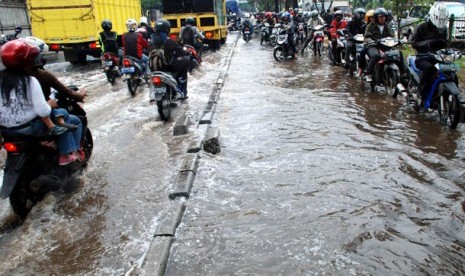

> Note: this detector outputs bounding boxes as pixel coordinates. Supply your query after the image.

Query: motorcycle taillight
[3,142,20,153]
[151,76,162,86]
[123,59,132,67]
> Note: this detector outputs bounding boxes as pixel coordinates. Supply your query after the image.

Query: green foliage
[141,0,162,10]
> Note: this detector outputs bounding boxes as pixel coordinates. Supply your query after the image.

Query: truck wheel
[64,51,79,65]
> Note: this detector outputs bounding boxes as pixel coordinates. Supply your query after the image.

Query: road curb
[142,33,240,274]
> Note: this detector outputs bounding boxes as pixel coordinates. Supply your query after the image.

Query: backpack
[101,31,118,54]
[149,47,168,71]
[180,26,195,45]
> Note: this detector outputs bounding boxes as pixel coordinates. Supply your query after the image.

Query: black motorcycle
[1,86,93,220]
[101,51,121,85]
[121,55,146,97]
[405,48,465,129]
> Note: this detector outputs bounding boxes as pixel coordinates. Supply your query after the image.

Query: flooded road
[166,36,465,275]
[0,32,464,275]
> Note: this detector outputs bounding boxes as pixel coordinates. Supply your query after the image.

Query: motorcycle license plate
[244,31,250,34]
[121,67,135,74]
[151,86,166,101]
[104,61,113,66]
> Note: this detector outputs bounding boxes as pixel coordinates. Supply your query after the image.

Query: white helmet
[140,16,148,25]
[126,18,138,31]
[429,3,449,29]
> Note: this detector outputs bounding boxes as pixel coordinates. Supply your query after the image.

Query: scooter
[121,55,147,97]
[273,29,296,61]
[403,48,465,129]
[1,86,93,220]
[149,71,186,121]
[366,37,404,95]
[101,52,121,85]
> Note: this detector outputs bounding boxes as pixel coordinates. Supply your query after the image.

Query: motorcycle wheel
[384,69,399,97]
[438,93,461,129]
[105,71,116,85]
[127,77,138,97]
[270,38,277,47]
[157,92,172,121]
[273,47,285,62]
[316,41,322,56]
[9,174,34,220]
[260,36,264,45]
[82,128,94,165]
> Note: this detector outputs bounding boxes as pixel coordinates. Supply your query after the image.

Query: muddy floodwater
[1,33,465,275]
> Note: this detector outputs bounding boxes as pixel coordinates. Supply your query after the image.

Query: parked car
[439,1,465,39]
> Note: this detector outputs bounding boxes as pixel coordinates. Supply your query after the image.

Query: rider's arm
[41,70,86,101]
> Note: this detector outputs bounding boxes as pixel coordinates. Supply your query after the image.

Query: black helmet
[155,19,171,34]
[185,17,195,25]
[374,7,388,22]
[14,26,22,33]
[101,19,112,31]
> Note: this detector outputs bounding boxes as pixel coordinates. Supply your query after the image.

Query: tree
[141,0,162,11]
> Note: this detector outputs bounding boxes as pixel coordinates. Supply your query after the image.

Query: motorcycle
[404,48,465,129]
[227,19,239,32]
[260,23,271,45]
[269,23,282,47]
[296,22,306,46]
[121,55,146,97]
[345,34,365,76]
[0,86,93,220]
[273,29,296,61]
[149,71,186,121]
[328,29,348,66]
[242,25,252,42]
[101,51,121,85]
[366,37,404,95]
[303,25,325,56]
[148,47,199,121]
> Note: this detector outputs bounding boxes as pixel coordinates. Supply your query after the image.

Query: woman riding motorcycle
[412,3,450,107]
[0,40,82,165]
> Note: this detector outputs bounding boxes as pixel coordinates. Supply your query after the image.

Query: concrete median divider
[173,114,193,136]
[143,33,240,275]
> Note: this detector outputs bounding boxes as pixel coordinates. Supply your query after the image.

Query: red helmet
[0,39,39,70]
[265,12,272,19]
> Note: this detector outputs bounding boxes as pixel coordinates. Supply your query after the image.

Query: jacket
[364,22,395,44]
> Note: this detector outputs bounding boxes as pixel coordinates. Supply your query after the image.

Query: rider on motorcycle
[357,9,375,77]
[0,40,82,165]
[344,8,366,67]
[138,16,155,42]
[122,18,150,76]
[301,10,325,55]
[282,12,298,55]
[412,3,450,106]
[364,8,403,82]
[329,10,348,63]
[242,18,254,37]
[151,19,198,99]
[99,19,120,56]
[179,17,205,52]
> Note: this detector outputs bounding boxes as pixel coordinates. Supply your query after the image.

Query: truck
[27,0,142,64]
[162,0,228,50]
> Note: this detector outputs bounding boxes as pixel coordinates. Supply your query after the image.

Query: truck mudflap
[1,152,28,199]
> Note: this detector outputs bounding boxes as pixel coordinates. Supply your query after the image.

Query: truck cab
[162,0,228,50]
